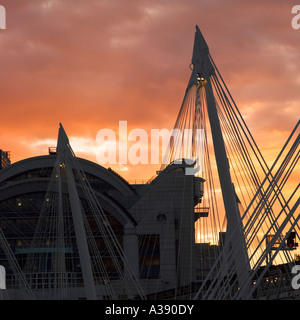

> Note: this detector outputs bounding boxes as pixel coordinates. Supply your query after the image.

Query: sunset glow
[0,2,300,301]
[0,0,299,184]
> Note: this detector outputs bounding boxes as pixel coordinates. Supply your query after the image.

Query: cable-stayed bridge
[0,26,299,300]
[161,25,300,300]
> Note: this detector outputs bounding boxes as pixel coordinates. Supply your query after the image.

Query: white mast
[191,25,251,292]
[56,123,97,300]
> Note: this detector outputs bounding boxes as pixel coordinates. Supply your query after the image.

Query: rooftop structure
[0,150,11,170]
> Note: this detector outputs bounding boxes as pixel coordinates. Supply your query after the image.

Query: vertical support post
[57,124,97,300]
[191,26,250,293]
[65,163,97,300]
[205,80,250,278]
[55,161,67,298]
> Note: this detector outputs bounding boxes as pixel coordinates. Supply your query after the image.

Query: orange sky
[0,0,299,182]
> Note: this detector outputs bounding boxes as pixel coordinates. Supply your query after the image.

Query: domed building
[0,124,206,300]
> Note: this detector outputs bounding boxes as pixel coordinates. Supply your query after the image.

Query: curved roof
[0,154,138,227]
[0,155,136,196]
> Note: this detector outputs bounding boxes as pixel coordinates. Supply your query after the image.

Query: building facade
[0,127,213,300]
